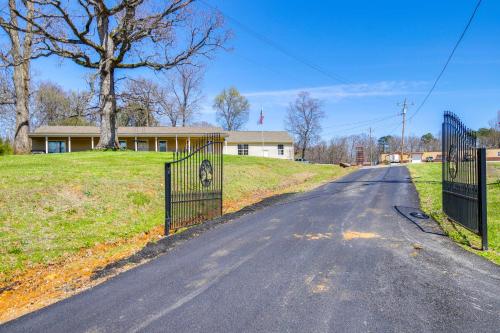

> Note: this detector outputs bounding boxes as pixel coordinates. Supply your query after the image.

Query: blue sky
[32,0,499,140]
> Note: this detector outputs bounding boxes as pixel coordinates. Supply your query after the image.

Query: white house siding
[224,143,294,160]
[411,153,423,163]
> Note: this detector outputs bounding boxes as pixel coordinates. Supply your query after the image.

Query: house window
[48,141,66,153]
[278,144,284,156]
[237,144,248,155]
[119,140,127,150]
[137,140,149,151]
[159,141,167,152]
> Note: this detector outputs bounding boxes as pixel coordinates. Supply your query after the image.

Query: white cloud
[242,81,426,106]
[198,81,426,117]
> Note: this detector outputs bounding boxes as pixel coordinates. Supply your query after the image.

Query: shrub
[0,138,13,155]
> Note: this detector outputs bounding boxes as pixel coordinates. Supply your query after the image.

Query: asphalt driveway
[2,166,499,332]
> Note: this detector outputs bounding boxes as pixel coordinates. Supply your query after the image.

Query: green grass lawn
[407,162,500,264]
[0,151,351,280]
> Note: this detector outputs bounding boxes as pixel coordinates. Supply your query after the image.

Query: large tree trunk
[12,63,30,154]
[8,0,32,154]
[95,12,118,150]
[96,62,118,149]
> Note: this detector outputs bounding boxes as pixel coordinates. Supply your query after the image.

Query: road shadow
[394,206,446,236]
[411,176,442,185]
[332,179,411,184]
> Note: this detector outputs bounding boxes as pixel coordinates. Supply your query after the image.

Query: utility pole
[398,99,412,163]
[368,127,373,166]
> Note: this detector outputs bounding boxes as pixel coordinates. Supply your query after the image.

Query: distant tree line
[475,118,500,148]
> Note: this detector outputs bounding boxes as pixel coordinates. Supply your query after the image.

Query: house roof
[225,131,293,144]
[29,126,227,137]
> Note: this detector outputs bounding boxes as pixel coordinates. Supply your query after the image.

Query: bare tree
[329,137,348,164]
[156,90,178,127]
[0,68,16,138]
[169,65,204,126]
[6,0,227,148]
[0,0,36,153]
[285,91,325,160]
[32,81,97,127]
[119,78,162,127]
[191,120,218,128]
[213,86,249,131]
[406,135,421,153]
[33,81,70,125]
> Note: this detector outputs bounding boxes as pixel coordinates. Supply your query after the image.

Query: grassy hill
[407,162,499,264]
[0,152,352,281]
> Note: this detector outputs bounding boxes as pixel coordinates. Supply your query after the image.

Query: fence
[442,111,487,250]
[164,134,223,235]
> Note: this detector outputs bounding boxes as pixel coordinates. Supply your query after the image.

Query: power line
[376,118,405,137]
[408,0,482,121]
[199,0,353,85]
[321,114,400,137]
[322,113,399,131]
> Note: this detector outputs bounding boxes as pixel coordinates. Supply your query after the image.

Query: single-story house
[29,126,227,153]
[223,131,294,160]
[29,126,295,160]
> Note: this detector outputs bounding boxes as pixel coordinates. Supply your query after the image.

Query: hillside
[0,151,351,283]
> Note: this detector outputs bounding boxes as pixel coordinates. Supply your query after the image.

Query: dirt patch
[0,225,164,324]
[342,231,380,241]
[293,232,333,240]
[311,282,330,293]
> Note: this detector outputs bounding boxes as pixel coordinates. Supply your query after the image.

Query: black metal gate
[442,111,488,250]
[164,133,223,235]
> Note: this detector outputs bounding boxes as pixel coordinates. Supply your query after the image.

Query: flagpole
[260,107,264,157]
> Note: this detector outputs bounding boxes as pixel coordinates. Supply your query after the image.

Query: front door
[159,141,167,152]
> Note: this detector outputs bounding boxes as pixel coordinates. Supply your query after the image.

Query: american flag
[258,108,264,125]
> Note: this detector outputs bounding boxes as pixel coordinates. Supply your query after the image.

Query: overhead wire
[201,0,479,136]
[408,0,482,121]
[321,113,399,131]
[199,0,352,85]
[321,114,400,137]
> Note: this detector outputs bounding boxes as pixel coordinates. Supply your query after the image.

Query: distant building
[29,126,295,160]
[223,131,294,160]
[379,152,442,163]
[487,148,500,161]
[380,149,500,163]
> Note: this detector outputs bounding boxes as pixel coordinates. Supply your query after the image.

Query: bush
[0,138,13,155]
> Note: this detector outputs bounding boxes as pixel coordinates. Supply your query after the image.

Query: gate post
[477,148,488,251]
[165,163,172,236]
